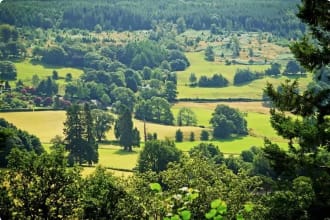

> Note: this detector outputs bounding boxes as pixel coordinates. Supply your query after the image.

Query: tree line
[0,0,304,38]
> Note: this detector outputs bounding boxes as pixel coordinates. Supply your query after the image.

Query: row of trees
[189,73,229,88]
[265,60,306,76]
[188,59,306,89]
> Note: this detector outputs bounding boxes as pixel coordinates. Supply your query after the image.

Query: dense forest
[0,0,329,219]
[0,0,304,38]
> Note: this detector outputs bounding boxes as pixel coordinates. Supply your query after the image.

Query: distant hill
[0,0,304,37]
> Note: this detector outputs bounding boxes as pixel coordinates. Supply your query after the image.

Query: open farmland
[177,52,312,99]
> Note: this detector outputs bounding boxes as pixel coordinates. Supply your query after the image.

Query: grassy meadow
[0,102,289,172]
[14,59,83,94]
[177,52,312,99]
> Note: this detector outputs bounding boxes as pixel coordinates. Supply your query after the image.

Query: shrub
[233,69,259,85]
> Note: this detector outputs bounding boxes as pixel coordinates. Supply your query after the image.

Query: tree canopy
[137,139,181,173]
[264,0,330,218]
[0,118,44,167]
[210,105,248,139]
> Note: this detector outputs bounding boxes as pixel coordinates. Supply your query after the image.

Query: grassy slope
[14,60,83,94]
[177,52,312,99]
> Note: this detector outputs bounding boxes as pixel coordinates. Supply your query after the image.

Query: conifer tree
[64,104,98,165]
[115,107,140,151]
[264,1,330,218]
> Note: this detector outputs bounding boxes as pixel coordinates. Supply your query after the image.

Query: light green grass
[172,102,283,141]
[0,109,288,170]
[176,137,287,154]
[0,111,67,143]
[177,52,312,99]
[98,145,140,170]
[14,59,83,94]
[178,52,270,84]
[15,60,83,83]
[246,112,283,141]
[172,105,212,127]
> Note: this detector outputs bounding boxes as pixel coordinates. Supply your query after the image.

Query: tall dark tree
[264,1,330,219]
[290,0,329,71]
[175,129,183,142]
[189,73,197,86]
[63,104,98,165]
[83,103,98,165]
[115,108,139,151]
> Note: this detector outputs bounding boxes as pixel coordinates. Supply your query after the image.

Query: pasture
[177,52,312,99]
[0,103,288,172]
[14,59,83,94]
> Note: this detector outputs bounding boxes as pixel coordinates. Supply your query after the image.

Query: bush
[265,63,281,76]
[210,105,248,139]
[198,74,229,88]
[137,140,181,173]
[233,69,260,85]
[200,130,209,141]
[189,132,195,141]
[175,129,183,142]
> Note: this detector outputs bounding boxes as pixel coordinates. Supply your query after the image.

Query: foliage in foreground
[263,0,330,218]
[0,118,43,167]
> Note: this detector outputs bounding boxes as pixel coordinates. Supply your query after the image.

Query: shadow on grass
[113,149,139,155]
[29,59,67,69]
[211,135,247,142]
[99,140,120,145]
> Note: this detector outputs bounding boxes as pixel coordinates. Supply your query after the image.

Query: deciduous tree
[137,139,181,173]
[5,147,81,219]
[91,109,114,142]
[177,107,197,126]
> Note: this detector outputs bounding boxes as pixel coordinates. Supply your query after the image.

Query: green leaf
[180,210,191,220]
[244,202,254,212]
[214,215,224,220]
[205,209,217,219]
[217,201,227,214]
[171,214,180,220]
[236,213,244,220]
[211,199,221,209]
[149,183,162,192]
[189,192,199,201]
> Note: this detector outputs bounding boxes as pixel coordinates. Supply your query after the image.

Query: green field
[177,52,312,99]
[0,105,289,171]
[172,101,284,142]
[14,59,83,94]
[98,145,140,170]
[176,137,287,154]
